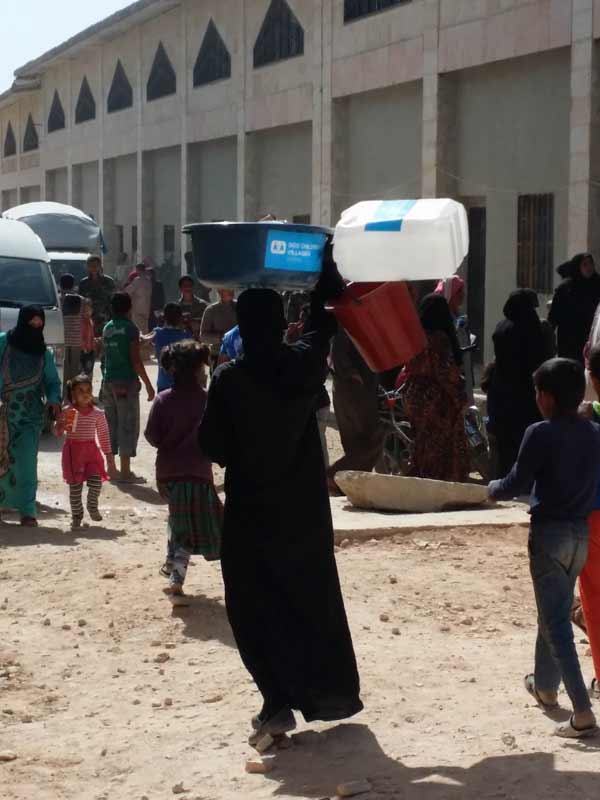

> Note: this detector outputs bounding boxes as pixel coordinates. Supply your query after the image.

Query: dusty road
[1,366,599,800]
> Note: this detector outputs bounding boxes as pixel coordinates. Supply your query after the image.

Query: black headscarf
[558,253,595,282]
[419,293,462,366]
[237,289,286,371]
[7,306,46,356]
[503,289,541,326]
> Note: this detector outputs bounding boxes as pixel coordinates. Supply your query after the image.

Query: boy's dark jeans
[529,520,591,712]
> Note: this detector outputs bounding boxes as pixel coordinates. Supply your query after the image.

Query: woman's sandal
[524,674,558,709]
[555,715,599,739]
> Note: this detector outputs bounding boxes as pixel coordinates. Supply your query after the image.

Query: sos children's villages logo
[270,239,287,255]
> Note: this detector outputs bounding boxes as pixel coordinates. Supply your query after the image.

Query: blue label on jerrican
[365,199,417,232]
[265,230,327,273]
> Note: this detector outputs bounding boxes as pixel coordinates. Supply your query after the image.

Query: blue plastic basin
[182,221,333,290]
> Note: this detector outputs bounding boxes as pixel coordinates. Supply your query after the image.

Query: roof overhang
[0,0,180,110]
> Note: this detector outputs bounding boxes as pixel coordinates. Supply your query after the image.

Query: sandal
[20,516,38,528]
[590,678,600,700]
[524,674,558,709]
[555,714,598,739]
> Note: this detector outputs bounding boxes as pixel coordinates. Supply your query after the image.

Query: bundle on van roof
[2,202,104,255]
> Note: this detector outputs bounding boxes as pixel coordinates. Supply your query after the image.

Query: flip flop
[555,715,599,739]
[524,674,559,709]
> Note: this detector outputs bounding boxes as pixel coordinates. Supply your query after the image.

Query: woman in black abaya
[199,281,362,740]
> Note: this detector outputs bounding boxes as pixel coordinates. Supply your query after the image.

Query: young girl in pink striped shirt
[57,374,117,529]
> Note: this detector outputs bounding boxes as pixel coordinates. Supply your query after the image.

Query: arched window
[47,90,66,133]
[107,60,133,113]
[75,77,96,124]
[254,0,304,68]
[147,42,177,101]
[23,114,39,152]
[4,122,16,157]
[194,20,231,87]
[344,0,410,22]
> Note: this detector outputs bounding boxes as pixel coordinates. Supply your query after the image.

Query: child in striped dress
[57,374,117,529]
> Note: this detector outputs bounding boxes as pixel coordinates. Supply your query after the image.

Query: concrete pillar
[322,0,337,225]
[179,1,189,274]
[97,46,105,232]
[67,59,73,206]
[72,164,83,208]
[136,27,144,260]
[421,0,443,198]
[330,99,349,226]
[236,0,248,220]
[142,153,154,258]
[102,158,116,275]
[311,0,325,224]
[568,0,595,255]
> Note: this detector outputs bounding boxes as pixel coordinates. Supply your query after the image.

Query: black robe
[199,306,363,723]
[488,299,546,476]
[549,274,600,362]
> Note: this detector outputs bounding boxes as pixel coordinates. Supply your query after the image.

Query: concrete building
[0,0,599,357]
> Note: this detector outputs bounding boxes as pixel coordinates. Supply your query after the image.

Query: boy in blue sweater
[489,358,600,738]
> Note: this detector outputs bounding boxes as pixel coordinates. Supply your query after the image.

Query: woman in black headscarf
[403,294,469,481]
[549,253,600,362]
[0,307,62,526]
[487,289,547,477]
[198,278,363,742]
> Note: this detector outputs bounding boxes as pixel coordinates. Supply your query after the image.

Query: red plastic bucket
[329,282,427,372]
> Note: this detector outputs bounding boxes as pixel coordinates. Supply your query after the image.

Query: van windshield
[0,256,58,308]
[50,258,88,286]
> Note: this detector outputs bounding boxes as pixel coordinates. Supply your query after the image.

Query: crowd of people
[2,248,600,744]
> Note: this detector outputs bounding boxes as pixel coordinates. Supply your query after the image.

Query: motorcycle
[377,331,492,480]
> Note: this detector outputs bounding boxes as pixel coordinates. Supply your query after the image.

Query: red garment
[61,405,111,485]
[62,439,108,484]
[581,511,600,681]
[81,317,95,353]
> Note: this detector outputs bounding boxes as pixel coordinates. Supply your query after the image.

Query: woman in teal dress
[0,307,62,526]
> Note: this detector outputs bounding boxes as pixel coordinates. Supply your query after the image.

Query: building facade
[0,0,599,356]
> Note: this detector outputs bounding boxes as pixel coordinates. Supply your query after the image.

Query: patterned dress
[403,330,469,483]
[0,334,61,517]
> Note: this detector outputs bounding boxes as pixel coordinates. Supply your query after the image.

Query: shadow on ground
[174,591,235,648]
[266,723,600,799]
[112,482,166,506]
[0,522,125,548]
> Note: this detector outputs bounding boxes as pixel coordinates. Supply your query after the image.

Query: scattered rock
[336,779,372,797]
[78,619,87,627]
[389,576,398,584]
[502,733,517,749]
[460,617,474,626]
[164,697,173,707]
[391,627,400,636]
[101,573,116,580]
[62,624,72,631]
[151,702,162,708]
[245,755,276,774]
[440,625,451,632]
[204,694,223,704]
[100,748,107,757]
[0,751,17,762]
[172,782,188,794]
[154,653,170,664]
[379,613,390,623]
[43,618,51,626]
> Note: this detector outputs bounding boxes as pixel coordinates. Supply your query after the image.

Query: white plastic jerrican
[333,198,469,282]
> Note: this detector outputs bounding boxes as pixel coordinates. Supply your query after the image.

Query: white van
[0,218,64,370]
[2,202,103,289]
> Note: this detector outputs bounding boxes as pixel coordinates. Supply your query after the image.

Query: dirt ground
[1,366,600,800]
